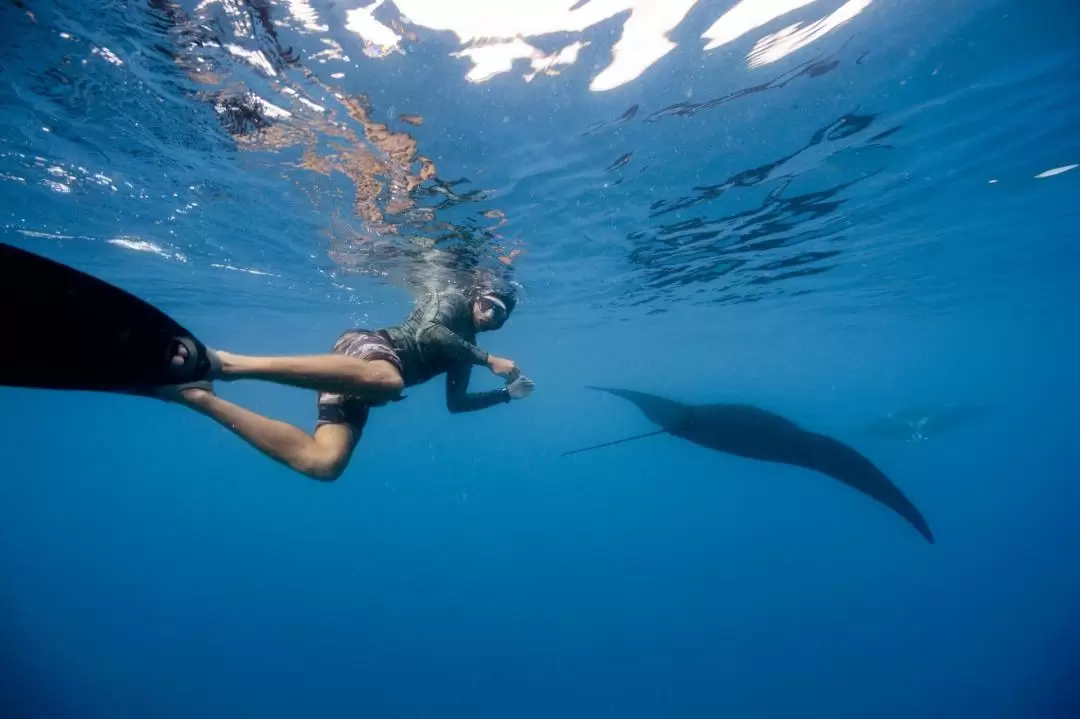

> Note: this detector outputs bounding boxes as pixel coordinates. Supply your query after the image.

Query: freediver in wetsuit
[160,282,534,479]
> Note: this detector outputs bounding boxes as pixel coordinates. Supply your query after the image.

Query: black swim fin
[0,242,214,396]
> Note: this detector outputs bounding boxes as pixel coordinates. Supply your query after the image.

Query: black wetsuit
[380,291,510,412]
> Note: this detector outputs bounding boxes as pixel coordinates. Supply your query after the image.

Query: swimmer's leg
[174,387,358,481]
[168,342,403,402]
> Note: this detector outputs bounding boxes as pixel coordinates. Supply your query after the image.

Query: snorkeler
[2,243,531,480]
[156,282,534,479]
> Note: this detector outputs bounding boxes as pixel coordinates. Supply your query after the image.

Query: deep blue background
[1,0,1079,716]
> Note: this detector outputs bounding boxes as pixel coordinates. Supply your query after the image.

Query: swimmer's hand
[487,355,521,381]
[506,375,535,400]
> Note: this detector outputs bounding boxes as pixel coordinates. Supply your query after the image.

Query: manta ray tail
[561,429,668,457]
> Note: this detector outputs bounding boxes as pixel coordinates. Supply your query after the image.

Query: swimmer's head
[471,281,517,331]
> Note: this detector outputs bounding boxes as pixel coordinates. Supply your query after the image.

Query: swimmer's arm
[445,364,509,414]
[422,325,490,366]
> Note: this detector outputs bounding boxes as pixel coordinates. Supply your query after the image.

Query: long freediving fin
[0,242,214,395]
[561,429,668,457]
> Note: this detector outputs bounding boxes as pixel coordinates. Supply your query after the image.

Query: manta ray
[861,404,992,442]
[565,387,934,543]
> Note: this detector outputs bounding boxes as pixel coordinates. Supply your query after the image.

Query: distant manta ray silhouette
[861,403,993,442]
[564,387,934,543]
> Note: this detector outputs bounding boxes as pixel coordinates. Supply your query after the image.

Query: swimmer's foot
[156,381,213,405]
[155,341,221,403]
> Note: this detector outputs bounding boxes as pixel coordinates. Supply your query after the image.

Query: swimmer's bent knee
[374,368,405,393]
[360,360,404,398]
[297,449,349,481]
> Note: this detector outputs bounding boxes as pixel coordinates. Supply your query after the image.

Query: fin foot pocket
[165,337,219,384]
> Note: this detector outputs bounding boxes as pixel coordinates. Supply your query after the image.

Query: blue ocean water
[1,0,1078,716]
